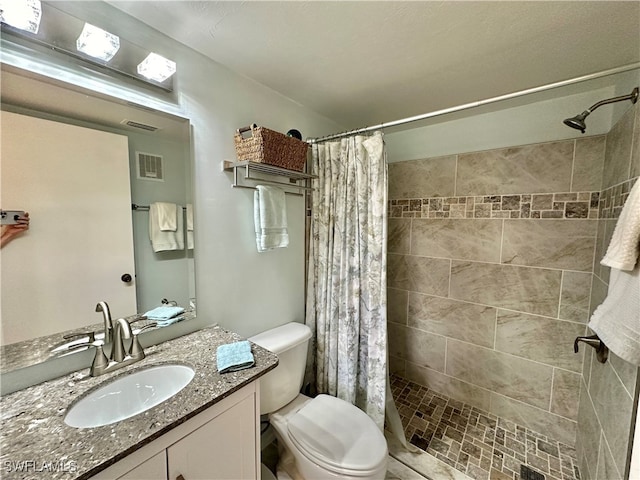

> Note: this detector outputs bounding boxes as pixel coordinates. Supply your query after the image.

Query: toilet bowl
[249,323,388,480]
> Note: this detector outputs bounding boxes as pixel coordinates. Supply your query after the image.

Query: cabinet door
[117,451,167,480]
[168,394,257,480]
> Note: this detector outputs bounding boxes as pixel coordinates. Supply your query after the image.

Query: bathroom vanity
[0,326,278,480]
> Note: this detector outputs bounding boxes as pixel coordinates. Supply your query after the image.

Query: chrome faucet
[112,318,132,362]
[95,302,113,343]
[66,317,157,376]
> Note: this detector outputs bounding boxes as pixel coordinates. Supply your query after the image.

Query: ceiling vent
[121,119,160,132]
[136,152,164,182]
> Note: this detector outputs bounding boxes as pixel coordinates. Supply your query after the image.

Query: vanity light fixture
[1,2,177,92]
[137,52,177,83]
[0,0,42,34]
[76,23,120,62]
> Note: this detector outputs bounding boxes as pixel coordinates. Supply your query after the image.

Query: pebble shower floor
[390,375,581,480]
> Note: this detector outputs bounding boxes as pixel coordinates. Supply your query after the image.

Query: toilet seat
[286,394,387,476]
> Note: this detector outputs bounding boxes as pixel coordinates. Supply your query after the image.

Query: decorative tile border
[390,375,581,480]
[599,177,637,219]
[389,192,600,219]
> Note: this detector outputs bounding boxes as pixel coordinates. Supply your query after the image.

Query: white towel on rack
[153,202,177,231]
[601,179,640,270]
[186,203,194,250]
[589,265,640,365]
[254,185,289,252]
[149,202,184,252]
[588,179,640,365]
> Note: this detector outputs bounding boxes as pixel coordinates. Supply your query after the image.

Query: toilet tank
[249,322,312,415]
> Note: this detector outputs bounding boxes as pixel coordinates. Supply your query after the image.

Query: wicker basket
[234,124,308,172]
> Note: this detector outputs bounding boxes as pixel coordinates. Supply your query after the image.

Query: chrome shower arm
[587,87,639,113]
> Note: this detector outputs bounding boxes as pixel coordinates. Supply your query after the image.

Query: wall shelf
[222,160,316,196]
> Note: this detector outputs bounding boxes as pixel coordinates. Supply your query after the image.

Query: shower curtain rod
[307,62,640,144]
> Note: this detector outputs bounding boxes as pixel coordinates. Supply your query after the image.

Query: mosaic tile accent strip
[599,177,637,219]
[388,192,599,219]
[390,375,581,480]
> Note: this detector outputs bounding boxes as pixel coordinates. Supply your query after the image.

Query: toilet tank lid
[249,322,312,354]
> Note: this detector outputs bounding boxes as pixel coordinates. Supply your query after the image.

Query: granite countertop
[0,326,278,480]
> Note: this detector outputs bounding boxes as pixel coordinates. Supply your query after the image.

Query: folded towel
[216,340,255,373]
[144,305,185,321]
[186,203,194,250]
[601,180,640,270]
[155,316,184,327]
[589,265,640,365]
[149,203,184,252]
[254,185,289,252]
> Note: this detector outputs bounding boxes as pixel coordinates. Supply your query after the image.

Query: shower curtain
[305,132,388,428]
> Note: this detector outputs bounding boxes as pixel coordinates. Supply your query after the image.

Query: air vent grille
[121,119,160,132]
[136,152,164,182]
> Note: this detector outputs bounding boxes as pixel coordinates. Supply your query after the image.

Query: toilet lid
[287,395,387,474]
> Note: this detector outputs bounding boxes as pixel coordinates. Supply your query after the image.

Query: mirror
[0,67,195,372]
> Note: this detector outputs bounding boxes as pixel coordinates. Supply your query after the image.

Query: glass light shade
[76,23,120,62]
[137,53,177,83]
[0,0,42,34]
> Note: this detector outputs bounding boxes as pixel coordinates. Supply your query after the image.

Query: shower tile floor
[390,374,581,480]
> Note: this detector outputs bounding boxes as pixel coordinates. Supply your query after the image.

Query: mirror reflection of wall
[0,68,194,348]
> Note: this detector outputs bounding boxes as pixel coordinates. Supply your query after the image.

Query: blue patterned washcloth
[144,306,185,321]
[216,341,255,374]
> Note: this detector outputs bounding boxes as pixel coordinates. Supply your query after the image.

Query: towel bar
[222,160,315,196]
[132,204,188,211]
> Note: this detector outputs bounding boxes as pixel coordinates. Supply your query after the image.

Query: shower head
[563,110,590,134]
[563,87,638,134]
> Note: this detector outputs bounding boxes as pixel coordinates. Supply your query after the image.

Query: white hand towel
[253,185,289,252]
[186,203,194,250]
[601,180,640,270]
[152,202,177,231]
[589,265,640,365]
[149,203,184,252]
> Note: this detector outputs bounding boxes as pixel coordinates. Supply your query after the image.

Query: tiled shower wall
[387,135,607,448]
[576,103,639,480]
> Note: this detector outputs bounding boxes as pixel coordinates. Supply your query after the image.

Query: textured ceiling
[107,1,640,129]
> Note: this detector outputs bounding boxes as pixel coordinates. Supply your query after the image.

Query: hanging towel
[601,180,640,270]
[216,340,255,373]
[149,202,184,252]
[144,305,185,321]
[154,202,178,231]
[186,203,194,250]
[589,180,640,365]
[589,265,640,365]
[253,185,289,252]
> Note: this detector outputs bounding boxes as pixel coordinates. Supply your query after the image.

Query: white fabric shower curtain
[305,132,388,429]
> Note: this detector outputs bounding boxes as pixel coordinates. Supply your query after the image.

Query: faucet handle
[63,331,96,343]
[129,322,157,360]
[129,315,148,325]
[67,341,110,376]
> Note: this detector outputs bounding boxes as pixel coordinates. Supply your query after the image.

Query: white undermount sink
[64,364,195,428]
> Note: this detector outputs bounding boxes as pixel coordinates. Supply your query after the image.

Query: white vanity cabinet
[92,382,260,480]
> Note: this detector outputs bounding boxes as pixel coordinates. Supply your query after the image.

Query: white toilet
[249,322,388,480]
